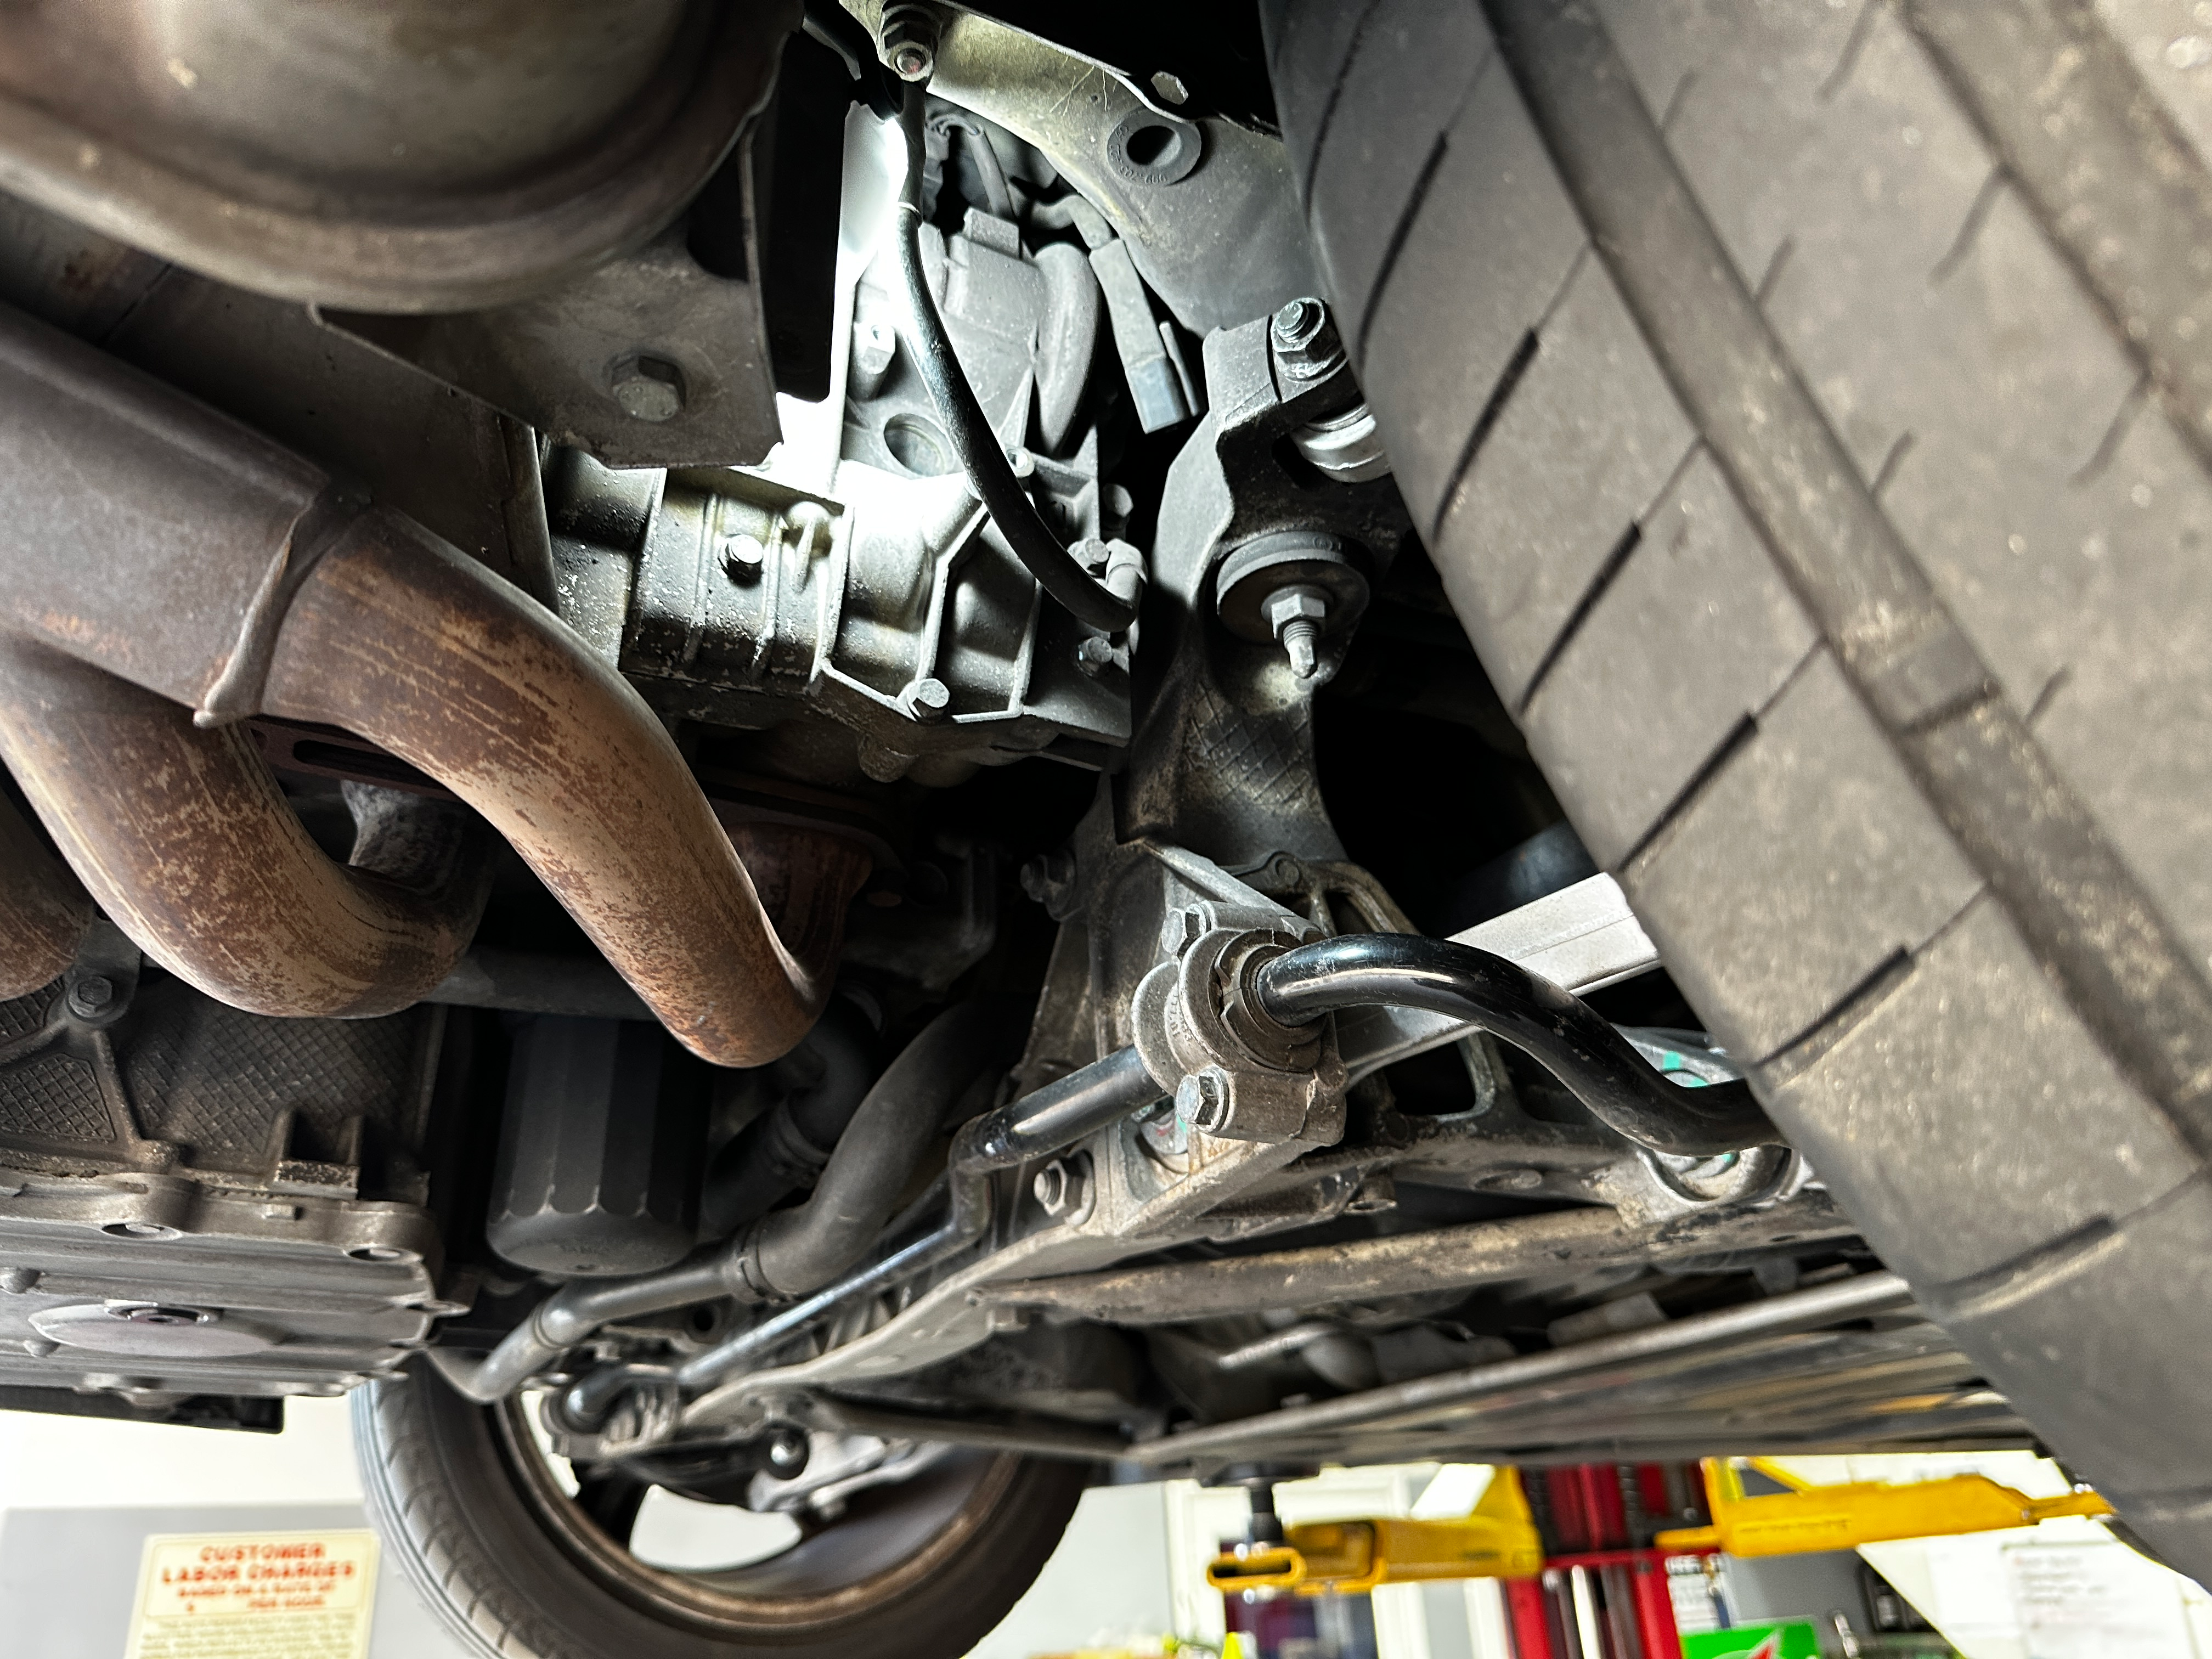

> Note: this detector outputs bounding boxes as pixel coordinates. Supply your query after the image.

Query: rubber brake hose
[890,83,1137,634]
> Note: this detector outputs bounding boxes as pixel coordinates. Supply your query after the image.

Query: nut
[1263,586,1331,681]
[1270,297,1345,382]
[880,5,938,82]
[610,353,685,422]
[1262,587,1329,636]
[1032,1153,1091,1220]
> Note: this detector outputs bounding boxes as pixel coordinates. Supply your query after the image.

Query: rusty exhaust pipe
[0,638,487,1017]
[0,305,861,1063]
[256,510,868,1061]
[0,792,87,998]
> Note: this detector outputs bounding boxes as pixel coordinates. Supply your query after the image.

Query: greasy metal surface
[677,848,1797,1431]
[322,222,784,470]
[0,2,795,312]
[0,1165,440,1400]
[0,798,85,999]
[1119,315,1410,865]
[0,640,484,1019]
[577,449,1131,776]
[0,968,444,1400]
[987,1192,1859,1325]
[0,970,441,1187]
[263,511,870,1064]
[1128,1271,1921,1468]
[847,1,1317,334]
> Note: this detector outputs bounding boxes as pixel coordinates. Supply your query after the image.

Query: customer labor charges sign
[123,1529,379,1658]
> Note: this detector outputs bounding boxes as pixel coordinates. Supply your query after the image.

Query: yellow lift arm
[1206,1469,1546,1595]
[1205,1460,2115,1596]
[1655,1457,2114,1558]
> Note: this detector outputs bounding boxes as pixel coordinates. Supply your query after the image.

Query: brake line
[889,83,1138,634]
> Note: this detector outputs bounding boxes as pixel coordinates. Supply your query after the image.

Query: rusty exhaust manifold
[0,307,864,1064]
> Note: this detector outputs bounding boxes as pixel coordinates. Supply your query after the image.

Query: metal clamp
[1131,904,1345,1146]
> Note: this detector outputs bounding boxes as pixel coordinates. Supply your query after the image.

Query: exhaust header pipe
[0,306,862,1063]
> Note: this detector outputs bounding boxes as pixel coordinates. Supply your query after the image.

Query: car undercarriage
[2,1,2204,1652]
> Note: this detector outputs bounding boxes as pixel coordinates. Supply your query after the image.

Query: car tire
[1266,0,2212,1579]
[353,1367,1088,1658]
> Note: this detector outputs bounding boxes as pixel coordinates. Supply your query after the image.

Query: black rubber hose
[751,999,1009,1296]
[1252,934,1779,1156]
[699,996,880,1238]
[891,85,1136,633]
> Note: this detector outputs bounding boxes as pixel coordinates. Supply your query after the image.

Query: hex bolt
[765,1425,811,1476]
[879,4,939,82]
[1269,297,1345,382]
[902,676,951,720]
[722,534,766,579]
[1178,1068,1231,1132]
[1074,636,1118,678]
[1263,585,1331,680]
[610,353,686,422]
[67,974,115,1018]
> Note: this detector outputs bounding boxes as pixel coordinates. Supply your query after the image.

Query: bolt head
[610,353,685,422]
[68,974,115,1015]
[1178,1068,1231,1132]
[881,8,938,81]
[766,1426,811,1475]
[904,676,951,718]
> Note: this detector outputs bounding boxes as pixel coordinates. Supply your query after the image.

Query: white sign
[2005,1539,2192,1659]
[124,1528,379,1658]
